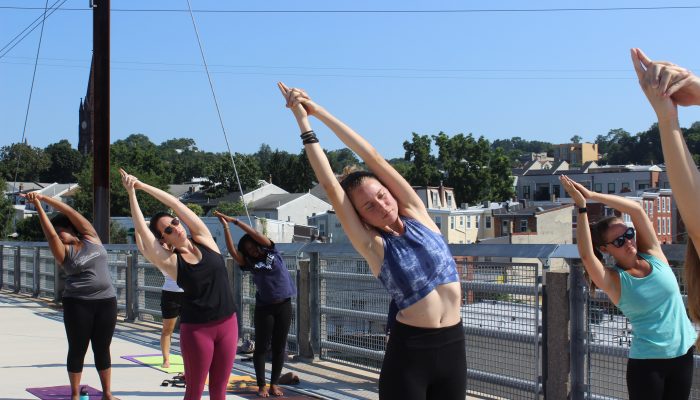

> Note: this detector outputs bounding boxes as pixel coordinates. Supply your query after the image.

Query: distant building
[553,142,599,165]
[78,61,93,156]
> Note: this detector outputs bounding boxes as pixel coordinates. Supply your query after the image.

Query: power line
[0,0,68,60]
[2,5,700,13]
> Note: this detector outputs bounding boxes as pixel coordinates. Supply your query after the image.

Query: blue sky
[2,0,700,159]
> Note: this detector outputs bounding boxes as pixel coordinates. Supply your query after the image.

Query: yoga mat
[26,385,101,399]
[206,373,256,386]
[121,354,184,373]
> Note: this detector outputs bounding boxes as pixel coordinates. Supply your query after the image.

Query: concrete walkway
[0,290,382,400]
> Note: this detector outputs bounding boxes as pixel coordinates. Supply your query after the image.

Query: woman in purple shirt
[215,211,296,398]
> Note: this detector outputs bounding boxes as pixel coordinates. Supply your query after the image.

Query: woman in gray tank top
[22,192,117,400]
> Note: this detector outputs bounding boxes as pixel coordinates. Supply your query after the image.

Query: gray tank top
[61,239,116,300]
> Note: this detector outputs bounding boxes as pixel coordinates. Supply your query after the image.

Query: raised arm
[33,193,100,244]
[278,83,384,271]
[565,176,661,259]
[280,83,429,223]
[21,192,67,264]
[631,48,700,249]
[561,176,622,303]
[213,211,246,266]
[120,169,177,279]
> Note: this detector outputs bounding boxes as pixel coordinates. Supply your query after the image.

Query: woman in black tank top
[121,169,237,400]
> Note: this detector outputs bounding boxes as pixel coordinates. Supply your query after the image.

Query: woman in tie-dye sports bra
[279,82,466,400]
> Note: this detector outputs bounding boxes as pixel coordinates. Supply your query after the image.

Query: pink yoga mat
[26,385,102,399]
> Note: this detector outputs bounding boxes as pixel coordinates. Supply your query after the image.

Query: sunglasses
[605,227,635,248]
[162,218,180,236]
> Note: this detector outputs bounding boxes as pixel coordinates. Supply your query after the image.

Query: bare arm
[132,174,218,252]
[120,169,177,279]
[22,192,67,264]
[567,178,661,259]
[213,211,246,266]
[561,176,622,303]
[632,48,700,249]
[34,193,100,244]
[278,83,385,272]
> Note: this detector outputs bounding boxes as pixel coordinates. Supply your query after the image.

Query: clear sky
[2,0,700,160]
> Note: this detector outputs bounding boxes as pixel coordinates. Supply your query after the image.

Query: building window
[459,216,464,226]
[431,191,439,208]
[657,199,661,212]
[667,217,671,235]
[522,185,530,199]
[520,219,528,232]
[476,216,480,229]
[607,183,615,194]
[552,184,560,198]
[265,212,271,219]
[446,193,453,208]
[466,216,471,228]
[502,220,509,236]
[486,216,492,229]
[319,223,326,236]
[434,216,441,229]
[594,183,602,193]
[450,216,455,229]
[657,218,661,234]
[621,182,630,192]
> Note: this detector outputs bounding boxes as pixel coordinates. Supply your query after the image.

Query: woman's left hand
[20,191,43,207]
[560,176,587,208]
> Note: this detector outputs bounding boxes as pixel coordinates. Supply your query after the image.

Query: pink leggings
[180,313,238,400]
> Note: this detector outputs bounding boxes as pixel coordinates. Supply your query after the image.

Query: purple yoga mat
[26,385,102,399]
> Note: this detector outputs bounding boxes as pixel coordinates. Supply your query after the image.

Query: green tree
[327,148,360,173]
[214,200,247,217]
[570,134,583,144]
[110,220,128,244]
[42,140,84,183]
[403,133,439,186]
[186,203,204,216]
[0,177,14,237]
[0,142,50,182]
[15,215,44,241]
[206,153,262,197]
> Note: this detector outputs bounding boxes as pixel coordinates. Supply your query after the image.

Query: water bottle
[79,386,89,400]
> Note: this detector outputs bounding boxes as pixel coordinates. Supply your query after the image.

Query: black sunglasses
[605,227,635,248]
[163,218,180,235]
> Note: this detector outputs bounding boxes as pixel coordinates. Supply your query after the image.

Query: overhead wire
[184,0,251,221]
[7,0,51,234]
[0,0,68,60]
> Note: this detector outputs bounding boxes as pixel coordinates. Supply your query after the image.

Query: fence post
[125,251,137,322]
[569,260,586,400]
[32,247,40,297]
[544,270,571,400]
[296,259,314,360]
[53,258,64,304]
[309,252,321,358]
[230,257,243,336]
[0,245,4,290]
[13,247,21,293]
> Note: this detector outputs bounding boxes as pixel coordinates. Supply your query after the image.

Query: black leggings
[627,346,695,400]
[62,297,117,373]
[253,299,293,387]
[379,320,467,400]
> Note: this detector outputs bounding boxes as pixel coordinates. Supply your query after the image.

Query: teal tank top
[614,252,697,359]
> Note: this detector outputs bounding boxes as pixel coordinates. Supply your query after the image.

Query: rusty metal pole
[92,0,110,243]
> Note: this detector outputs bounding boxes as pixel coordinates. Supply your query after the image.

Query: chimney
[482,201,489,208]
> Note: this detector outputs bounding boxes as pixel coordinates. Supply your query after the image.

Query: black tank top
[175,239,236,324]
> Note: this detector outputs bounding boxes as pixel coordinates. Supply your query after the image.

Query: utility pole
[92,0,110,242]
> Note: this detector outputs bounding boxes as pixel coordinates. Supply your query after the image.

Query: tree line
[3,121,699,239]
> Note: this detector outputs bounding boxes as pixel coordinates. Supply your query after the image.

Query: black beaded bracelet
[300,130,319,144]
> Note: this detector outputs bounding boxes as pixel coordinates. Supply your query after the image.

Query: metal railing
[4,240,700,400]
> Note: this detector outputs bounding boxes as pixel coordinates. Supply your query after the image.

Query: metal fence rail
[584,265,700,400]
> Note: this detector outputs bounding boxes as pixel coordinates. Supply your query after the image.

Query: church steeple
[78,58,94,156]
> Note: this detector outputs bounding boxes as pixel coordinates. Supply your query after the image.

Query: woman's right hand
[277,82,320,119]
[213,210,237,225]
[20,191,43,208]
[560,176,587,208]
[119,168,139,193]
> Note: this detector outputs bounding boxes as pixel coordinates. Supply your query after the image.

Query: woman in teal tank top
[561,175,696,400]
